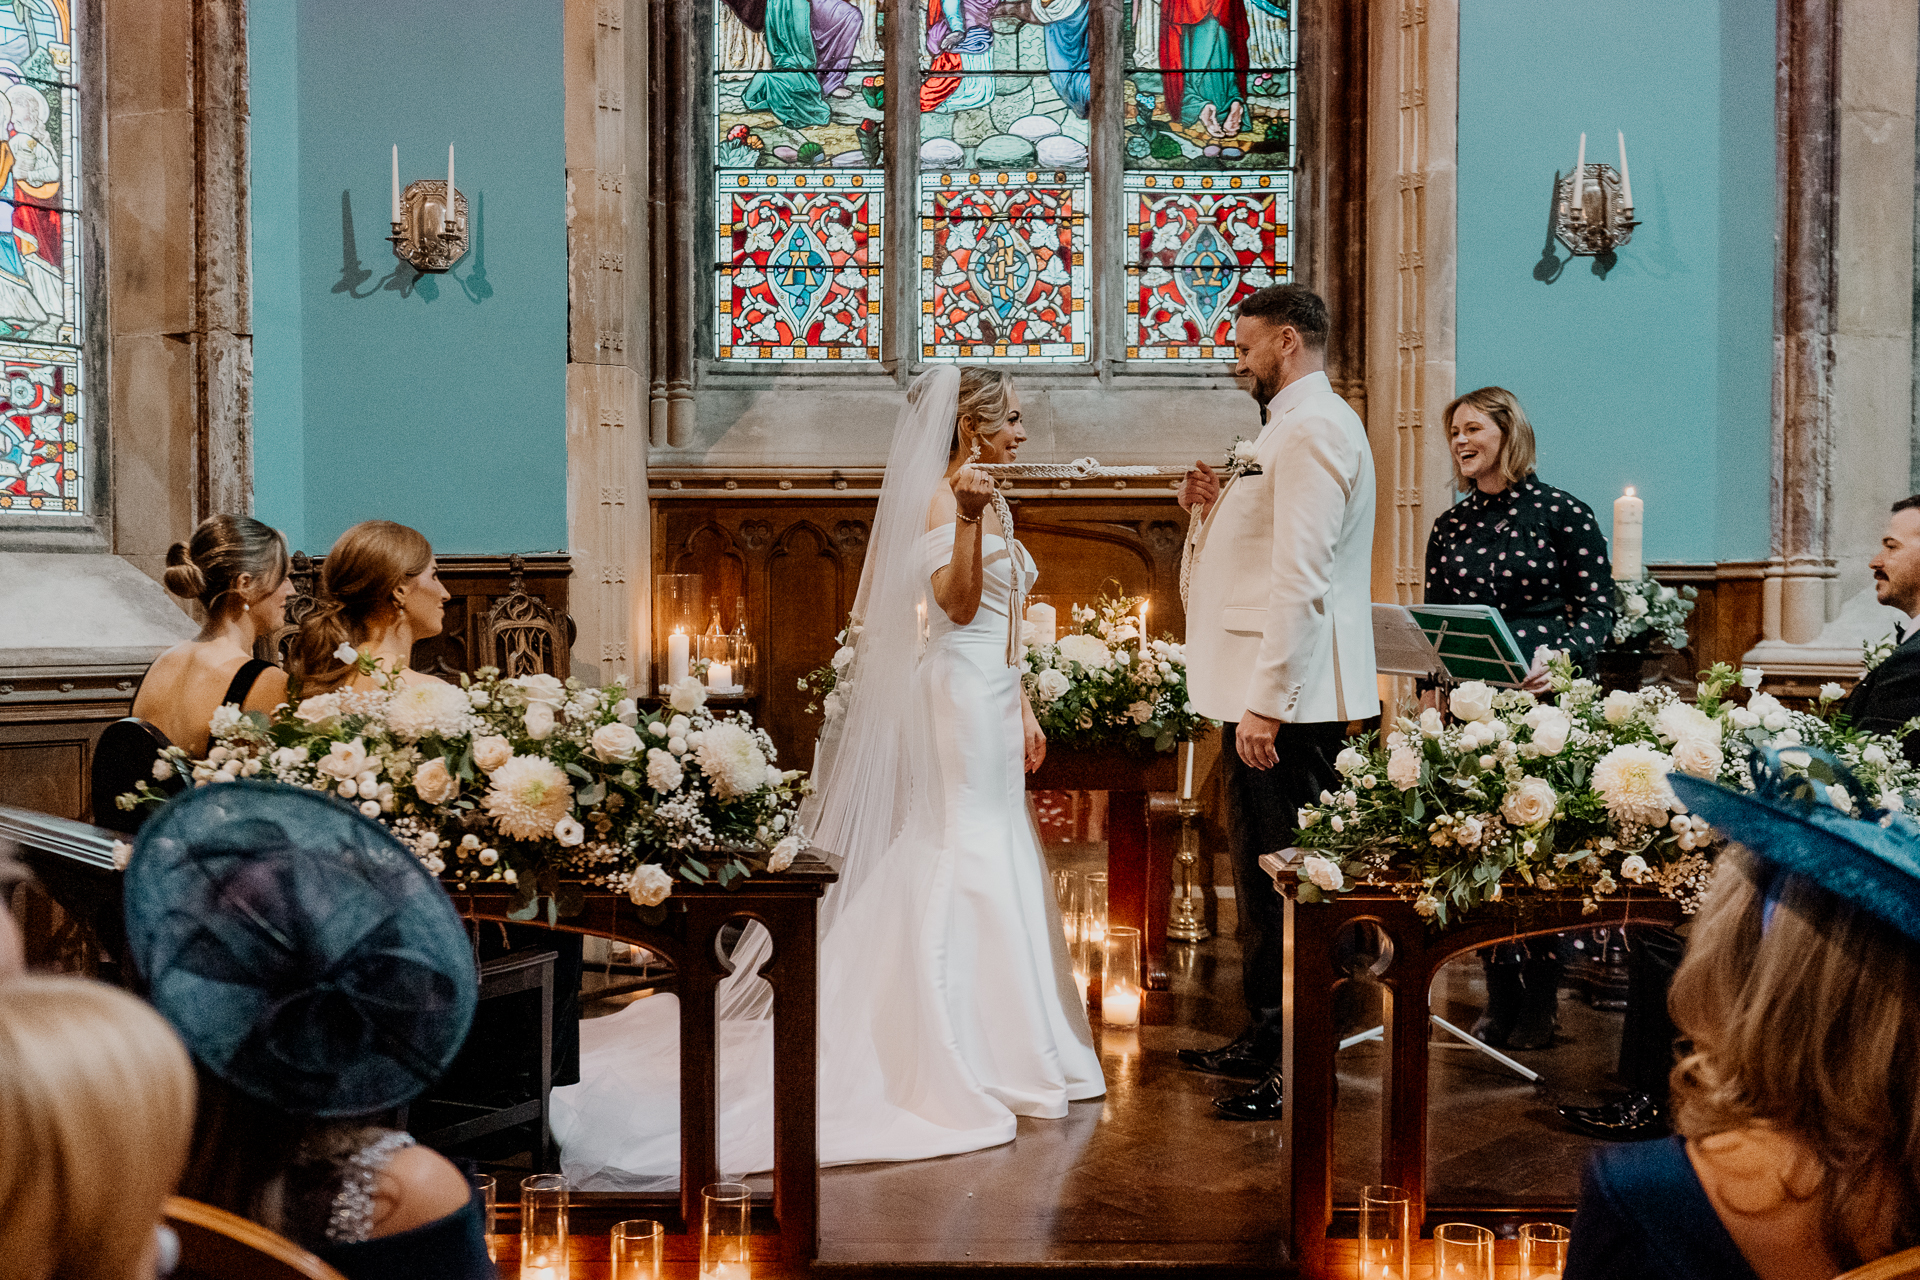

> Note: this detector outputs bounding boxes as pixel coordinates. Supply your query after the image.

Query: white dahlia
[1591,742,1677,826]
[1055,633,1112,671]
[385,680,474,742]
[483,755,574,840]
[688,723,769,800]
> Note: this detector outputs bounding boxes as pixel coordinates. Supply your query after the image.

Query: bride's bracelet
[955,511,982,525]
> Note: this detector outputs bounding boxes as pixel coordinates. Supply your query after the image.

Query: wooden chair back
[256,551,320,668]
[1838,1246,1920,1280]
[474,553,568,679]
[89,717,179,832]
[164,1196,346,1280]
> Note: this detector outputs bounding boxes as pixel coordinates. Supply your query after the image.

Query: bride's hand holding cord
[929,464,997,625]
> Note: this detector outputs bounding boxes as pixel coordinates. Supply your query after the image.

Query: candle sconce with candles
[1552,130,1638,257]
[388,143,468,272]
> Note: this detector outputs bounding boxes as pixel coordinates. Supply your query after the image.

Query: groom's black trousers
[1223,718,1348,1052]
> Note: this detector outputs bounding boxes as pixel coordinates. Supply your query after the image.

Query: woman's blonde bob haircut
[1442,386,1537,491]
[0,975,198,1280]
[1668,847,1920,1268]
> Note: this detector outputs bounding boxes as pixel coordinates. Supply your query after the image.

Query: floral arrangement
[1020,592,1212,756]
[1220,436,1263,482]
[1291,657,1920,927]
[119,653,809,917]
[1612,573,1696,650]
[797,615,860,720]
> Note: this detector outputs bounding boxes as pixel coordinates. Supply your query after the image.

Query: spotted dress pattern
[1424,474,1615,675]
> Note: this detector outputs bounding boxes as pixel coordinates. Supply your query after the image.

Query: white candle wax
[1102,985,1141,1027]
[707,661,733,692]
[1612,486,1644,581]
[667,628,690,685]
[1617,130,1632,208]
[1024,602,1057,645]
[390,144,401,222]
[1573,132,1587,213]
[1182,740,1195,799]
[446,143,455,225]
[703,1263,750,1280]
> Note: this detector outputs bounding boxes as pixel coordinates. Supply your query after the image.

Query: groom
[1176,285,1378,1120]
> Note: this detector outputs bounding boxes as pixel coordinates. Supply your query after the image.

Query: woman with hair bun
[132,513,293,755]
[289,520,452,694]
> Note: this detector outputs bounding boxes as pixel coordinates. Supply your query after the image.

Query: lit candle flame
[1625,485,1636,497]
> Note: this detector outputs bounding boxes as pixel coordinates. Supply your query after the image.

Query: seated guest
[1427,387,1614,1051]
[133,514,293,755]
[122,782,493,1280]
[1841,495,1920,764]
[289,519,452,694]
[1564,751,1920,1280]
[0,974,198,1280]
[1,846,24,980]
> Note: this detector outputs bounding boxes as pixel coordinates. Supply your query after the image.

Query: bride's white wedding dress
[551,522,1104,1187]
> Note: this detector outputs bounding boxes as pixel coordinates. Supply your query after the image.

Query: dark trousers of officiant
[1224,719,1346,1054]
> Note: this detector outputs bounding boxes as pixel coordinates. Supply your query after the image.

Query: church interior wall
[1455,0,1777,567]
[248,0,570,559]
[249,0,303,554]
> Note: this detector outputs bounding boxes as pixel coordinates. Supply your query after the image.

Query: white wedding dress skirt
[552,529,1104,1187]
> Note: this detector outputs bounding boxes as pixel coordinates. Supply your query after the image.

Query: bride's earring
[968,435,982,462]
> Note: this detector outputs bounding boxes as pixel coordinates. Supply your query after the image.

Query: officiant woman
[1425,386,1615,1052]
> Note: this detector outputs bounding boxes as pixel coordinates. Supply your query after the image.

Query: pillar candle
[1024,602,1057,645]
[707,661,734,692]
[1612,486,1644,581]
[667,628,690,685]
[390,145,401,223]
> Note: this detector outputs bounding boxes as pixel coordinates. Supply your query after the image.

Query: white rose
[1387,746,1422,791]
[1419,708,1444,738]
[628,864,675,908]
[209,704,244,736]
[1619,854,1651,884]
[1055,633,1112,671]
[1530,710,1572,757]
[472,735,513,773]
[1233,439,1259,462]
[1335,747,1368,777]
[1864,744,1890,767]
[822,691,846,720]
[468,688,491,709]
[1739,667,1763,689]
[831,645,856,673]
[668,676,709,712]
[510,673,567,708]
[1728,706,1760,731]
[646,748,685,791]
[1501,776,1558,828]
[1457,816,1484,847]
[1625,594,1649,617]
[1819,682,1846,703]
[1034,668,1072,702]
[1127,700,1154,724]
[1300,854,1344,893]
[413,757,459,805]
[333,642,358,664]
[1670,735,1724,780]
[554,816,586,846]
[523,701,556,741]
[316,738,369,781]
[1448,681,1496,723]
[1601,690,1639,726]
[1656,702,1721,746]
[1763,710,1791,733]
[614,698,638,726]
[152,758,175,781]
[768,835,804,872]
[292,692,345,731]
[592,721,643,764]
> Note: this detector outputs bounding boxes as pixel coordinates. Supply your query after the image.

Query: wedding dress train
[552,526,1104,1187]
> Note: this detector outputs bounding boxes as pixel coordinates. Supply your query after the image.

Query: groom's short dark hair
[1237,285,1328,350]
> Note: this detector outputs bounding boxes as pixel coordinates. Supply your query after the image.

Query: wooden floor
[516,842,1625,1278]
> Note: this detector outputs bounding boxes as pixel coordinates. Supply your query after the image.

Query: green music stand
[1372,603,1530,689]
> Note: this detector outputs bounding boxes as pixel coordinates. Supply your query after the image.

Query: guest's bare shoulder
[367,1143,472,1239]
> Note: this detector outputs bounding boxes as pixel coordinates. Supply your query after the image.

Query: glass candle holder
[1433,1222,1495,1280]
[1080,870,1109,971]
[1519,1222,1570,1279]
[1358,1184,1410,1280]
[701,1181,751,1279]
[612,1219,665,1280]
[469,1174,496,1263]
[520,1173,570,1280]
[655,575,706,691]
[1102,926,1143,1028]
[1052,868,1081,948]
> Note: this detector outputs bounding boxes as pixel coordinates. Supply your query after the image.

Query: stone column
[565,0,651,686]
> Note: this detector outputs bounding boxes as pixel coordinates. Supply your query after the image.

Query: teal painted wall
[248,0,303,553]
[1457,0,1775,565]
[250,0,567,557]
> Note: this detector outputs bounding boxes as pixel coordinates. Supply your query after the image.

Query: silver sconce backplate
[1552,163,1637,257]
[390,179,467,273]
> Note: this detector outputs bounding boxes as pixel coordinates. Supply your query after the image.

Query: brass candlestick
[1168,796,1210,943]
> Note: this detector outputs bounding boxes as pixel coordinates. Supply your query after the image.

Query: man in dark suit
[1841,494,1920,764]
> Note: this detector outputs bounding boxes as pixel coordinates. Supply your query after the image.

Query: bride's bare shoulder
[926,481,957,532]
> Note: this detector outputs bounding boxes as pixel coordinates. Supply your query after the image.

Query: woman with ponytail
[289,520,451,694]
[131,514,292,755]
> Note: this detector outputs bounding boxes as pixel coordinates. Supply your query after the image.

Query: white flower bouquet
[1020,592,1213,756]
[1293,657,1920,927]
[120,655,810,917]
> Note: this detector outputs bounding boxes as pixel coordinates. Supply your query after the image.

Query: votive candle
[707,661,733,692]
[1612,486,1644,581]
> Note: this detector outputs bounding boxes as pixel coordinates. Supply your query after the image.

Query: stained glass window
[714,0,885,362]
[0,4,82,513]
[917,4,1090,361]
[1123,1,1293,361]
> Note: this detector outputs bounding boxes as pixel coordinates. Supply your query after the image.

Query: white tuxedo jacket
[1185,371,1379,726]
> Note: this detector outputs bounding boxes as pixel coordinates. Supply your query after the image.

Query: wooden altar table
[1028,749,1177,989]
[1260,851,1683,1276]
[0,802,836,1266]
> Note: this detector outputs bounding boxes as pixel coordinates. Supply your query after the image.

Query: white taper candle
[1617,130,1632,208]
[1573,132,1586,213]
[390,144,400,223]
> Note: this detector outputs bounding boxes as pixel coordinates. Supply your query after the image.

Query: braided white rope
[970,456,1188,479]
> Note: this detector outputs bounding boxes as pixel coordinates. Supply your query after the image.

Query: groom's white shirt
[1185,370,1379,726]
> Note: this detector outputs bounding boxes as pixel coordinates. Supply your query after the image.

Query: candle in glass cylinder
[1024,601,1057,645]
[707,661,733,692]
[667,628,690,685]
[1102,984,1141,1027]
[1612,486,1644,580]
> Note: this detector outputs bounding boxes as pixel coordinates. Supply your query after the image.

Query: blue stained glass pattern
[919,169,1087,361]
[1125,171,1289,360]
[717,171,882,360]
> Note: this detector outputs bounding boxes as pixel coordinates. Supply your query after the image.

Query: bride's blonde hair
[950,366,1013,456]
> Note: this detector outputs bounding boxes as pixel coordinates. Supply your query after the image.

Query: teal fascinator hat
[1667,747,1920,944]
[123,780,478,1117]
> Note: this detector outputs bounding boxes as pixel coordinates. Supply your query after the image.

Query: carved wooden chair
[255,551,319,668]
[473,553,569,680]
[164,1196,346,1280]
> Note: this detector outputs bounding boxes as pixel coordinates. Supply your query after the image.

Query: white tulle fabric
[551,368,1103,1187]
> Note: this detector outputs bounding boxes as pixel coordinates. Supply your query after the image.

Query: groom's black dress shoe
[1557,1092,1669,1141]
[1177,1039,1273,1080]
[1212,1068,1284,1121]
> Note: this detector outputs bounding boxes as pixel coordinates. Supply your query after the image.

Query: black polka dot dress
[1424,473,1616,676]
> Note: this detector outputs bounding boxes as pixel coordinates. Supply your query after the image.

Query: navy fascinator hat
[123,780,478,1117]
[1667,747,1920,944]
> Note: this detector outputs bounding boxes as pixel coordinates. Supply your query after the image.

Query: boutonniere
[1865,630,1899,673]
[1222,437,1263,481]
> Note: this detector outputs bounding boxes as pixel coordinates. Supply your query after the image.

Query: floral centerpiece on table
[1612,574,1697,650]
[1020,592,1213,756]
[1291,657,1920,927]
[119,653,809,919]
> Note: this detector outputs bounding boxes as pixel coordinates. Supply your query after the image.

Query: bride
[553,366,1104,1183]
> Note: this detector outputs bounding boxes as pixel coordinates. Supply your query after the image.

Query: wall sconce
[388,144,467,273]
[1552,131,1637,256]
